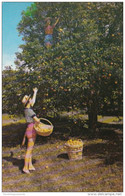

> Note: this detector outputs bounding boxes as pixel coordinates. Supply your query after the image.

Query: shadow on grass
[3,152,36,172]
[82,122,123,166]
[57,153,69,160]
[83,141,123,166]
[2,123,27,148]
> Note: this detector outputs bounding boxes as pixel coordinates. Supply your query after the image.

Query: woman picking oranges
[21,87,40,174]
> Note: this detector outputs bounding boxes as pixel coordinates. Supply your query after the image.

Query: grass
[2,114,26,126]
[60,111,123,123]
[2,114,123,192]
[98,116,123,124]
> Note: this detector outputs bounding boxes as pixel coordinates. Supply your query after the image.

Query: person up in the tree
[44,17,59,48]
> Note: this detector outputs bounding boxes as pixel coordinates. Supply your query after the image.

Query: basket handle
[39,118,53,126]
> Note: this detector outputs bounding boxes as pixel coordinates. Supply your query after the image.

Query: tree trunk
[88,98,98,132]
[88,110,97,131]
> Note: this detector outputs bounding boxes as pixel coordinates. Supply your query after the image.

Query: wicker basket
[65,139,83,160]
[34,118,53,136]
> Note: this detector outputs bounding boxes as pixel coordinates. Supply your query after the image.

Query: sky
[2,2,33,69]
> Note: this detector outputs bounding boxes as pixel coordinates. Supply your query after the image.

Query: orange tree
[3,2,123,131]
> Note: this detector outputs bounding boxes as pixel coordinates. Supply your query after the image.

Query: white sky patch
[2,53,16,70]
[17,47,23,53]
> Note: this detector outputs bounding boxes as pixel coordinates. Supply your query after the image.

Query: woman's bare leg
[23,138,35,173]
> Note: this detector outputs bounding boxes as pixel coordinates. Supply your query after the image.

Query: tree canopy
[3,2,123,130]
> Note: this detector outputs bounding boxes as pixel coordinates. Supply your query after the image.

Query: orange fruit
[59,28,63,32]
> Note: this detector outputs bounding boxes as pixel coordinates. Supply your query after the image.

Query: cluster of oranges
[66,139,83,147]
[35,123,51,133]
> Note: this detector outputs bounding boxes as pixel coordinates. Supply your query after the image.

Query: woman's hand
[33,87,38,93]
[20,134,26,148]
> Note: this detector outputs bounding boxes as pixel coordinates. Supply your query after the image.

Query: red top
[45,25,55,35]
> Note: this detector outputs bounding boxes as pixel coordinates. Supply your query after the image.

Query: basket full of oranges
[65,139,83,160]
[34,118,53,136]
